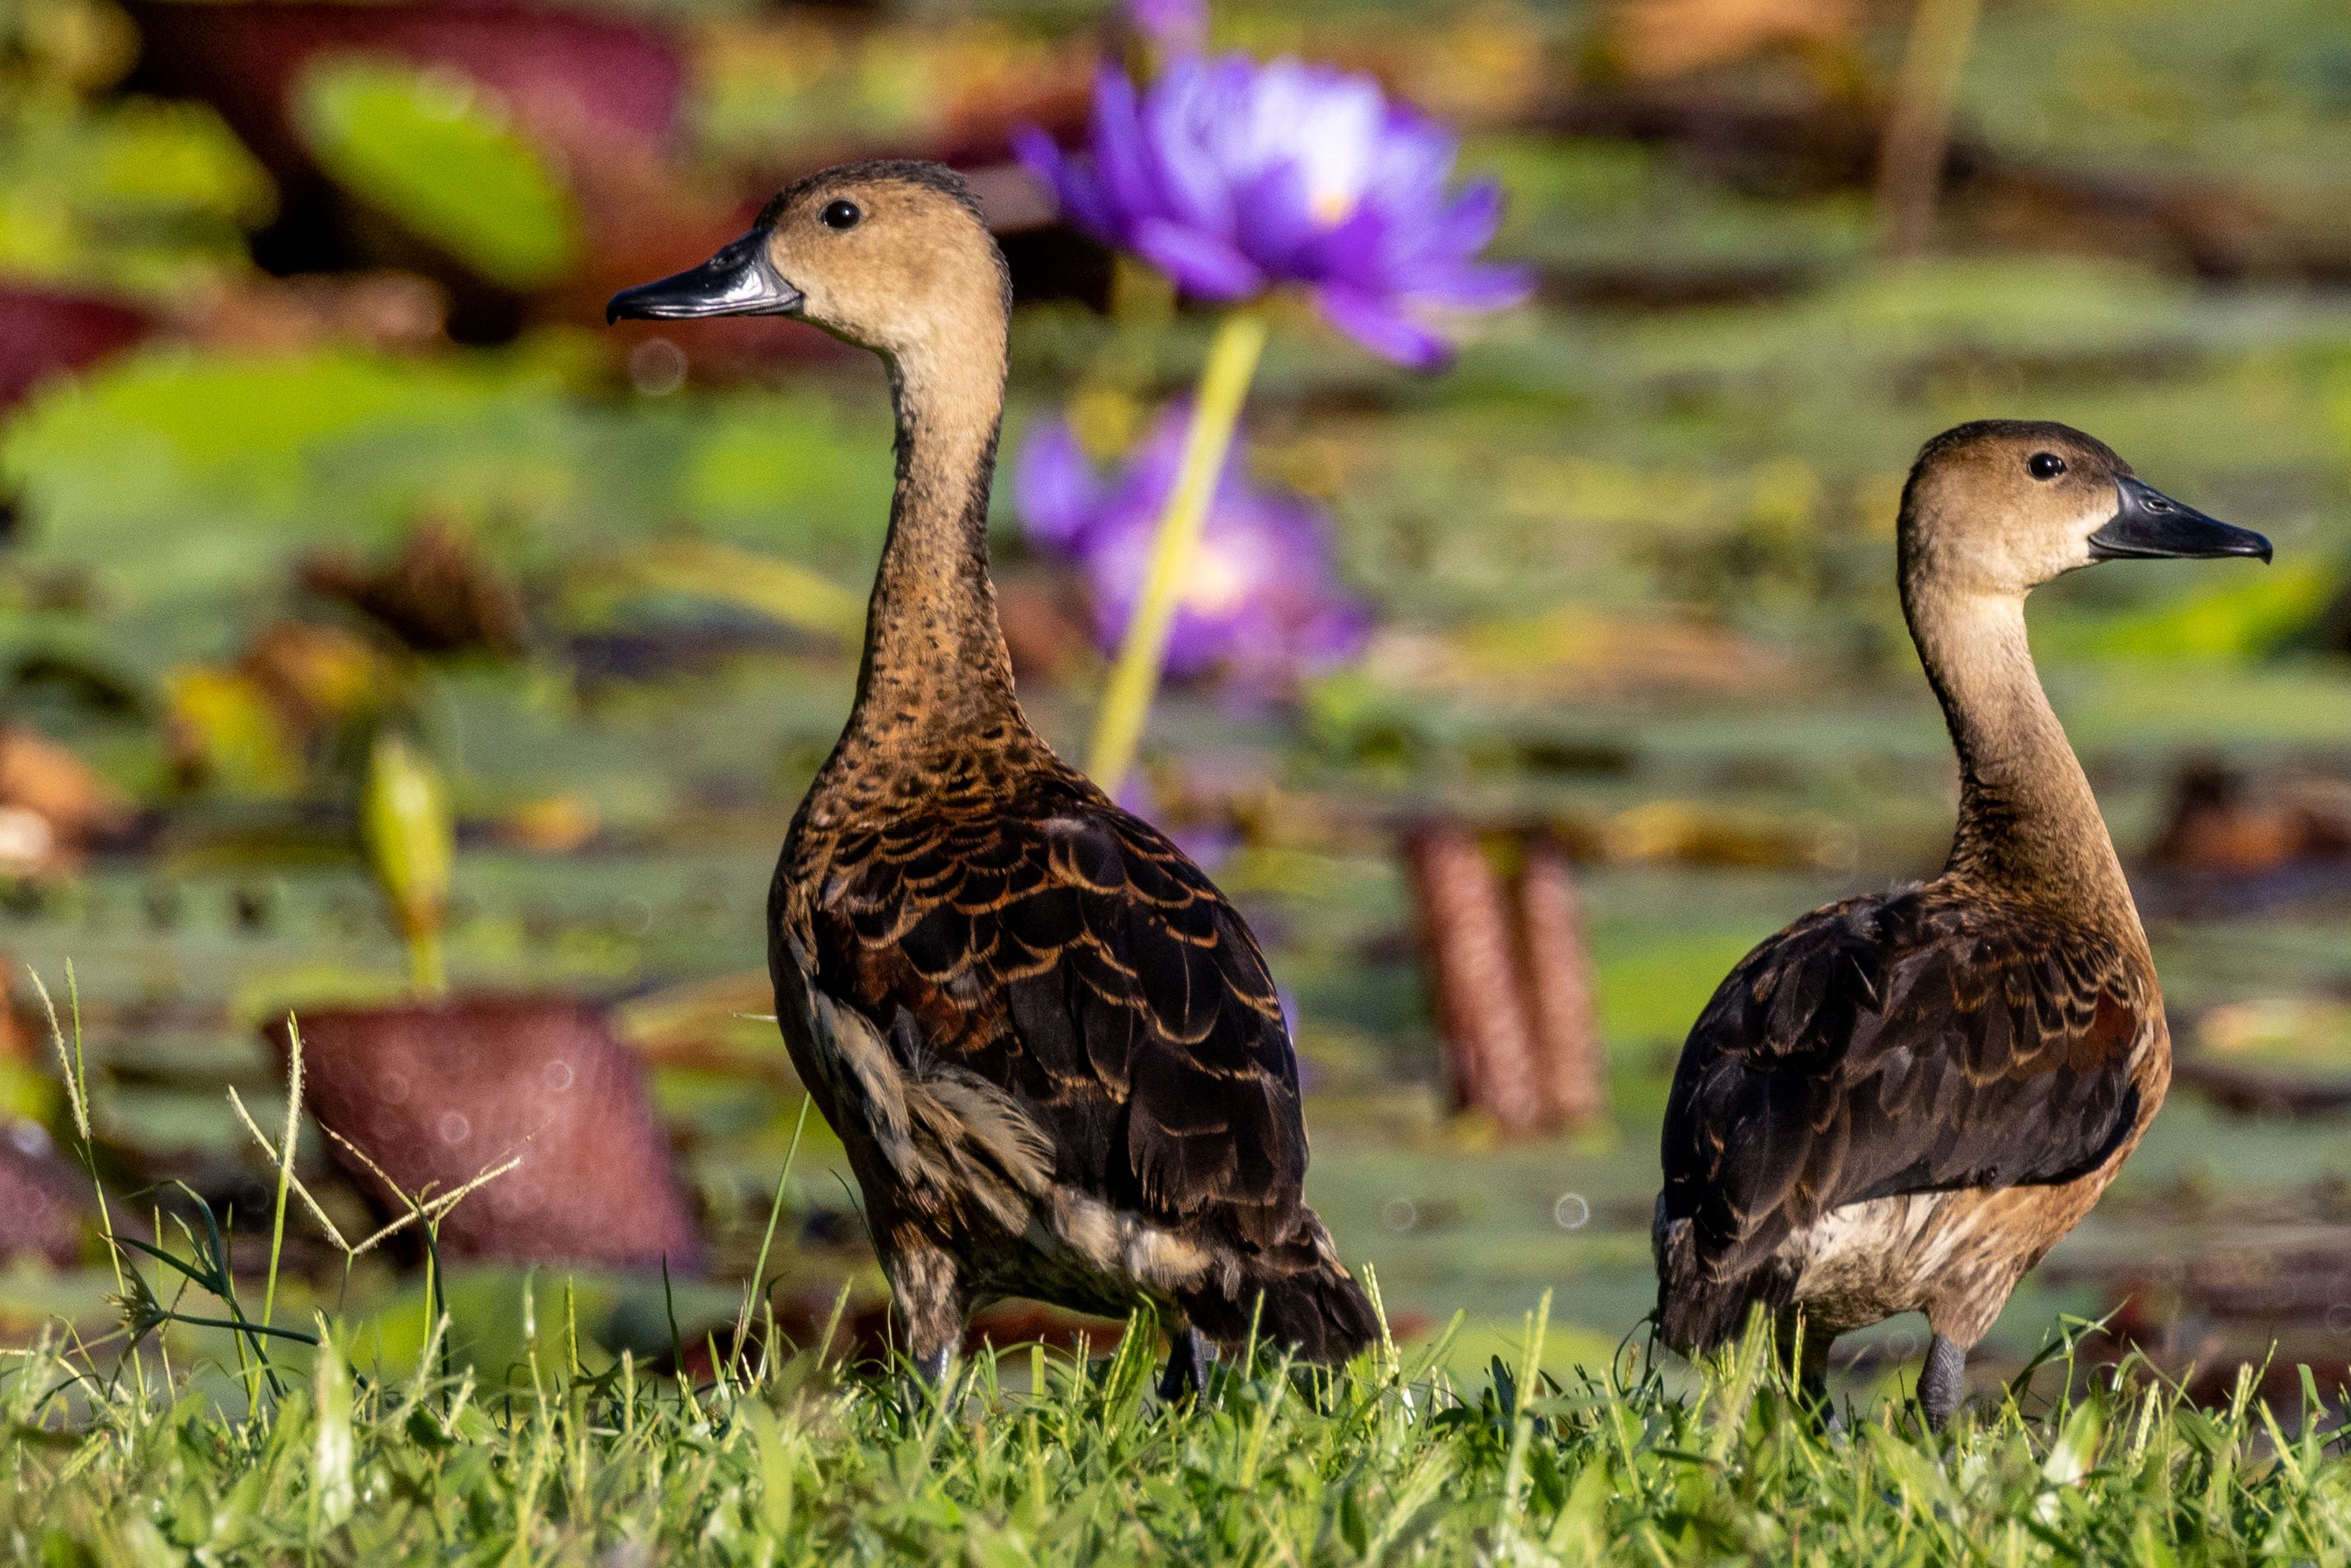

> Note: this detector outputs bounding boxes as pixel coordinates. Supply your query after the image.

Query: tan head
[1899,420,2269,600]
[606,160,1011,368]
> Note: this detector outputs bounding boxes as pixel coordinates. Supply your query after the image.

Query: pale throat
[1905,578,2135,920]
[849,303,1019,731]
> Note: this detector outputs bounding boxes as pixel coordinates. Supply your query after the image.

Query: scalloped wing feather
[1659,888,2150,1284]
[803,772,1308,1242]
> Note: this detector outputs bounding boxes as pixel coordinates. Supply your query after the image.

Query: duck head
[606,160,1009,362]
[1900,420,2270,597]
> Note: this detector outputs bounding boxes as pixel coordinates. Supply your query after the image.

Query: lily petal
[1132,218,1267,300]
[1315,284,1454,369]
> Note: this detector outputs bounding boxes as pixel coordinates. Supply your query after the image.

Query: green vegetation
[0,1016,2343,1566]
[10,1298,2351,1563]
[296,61,582,293]
[7,0,2351,1556]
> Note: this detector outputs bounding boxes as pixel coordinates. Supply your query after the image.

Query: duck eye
[820,199,862,232]
[2027,452,2066,480]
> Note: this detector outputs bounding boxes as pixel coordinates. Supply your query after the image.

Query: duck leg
[1919,1334,1966,1431]
[883,1234,965,1394]
[909,1343,954,1388]
[1159,1326,1214,1402]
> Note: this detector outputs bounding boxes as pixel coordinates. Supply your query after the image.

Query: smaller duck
[1653,422,2270,1427]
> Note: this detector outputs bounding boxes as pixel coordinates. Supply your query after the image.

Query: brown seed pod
[1399,819,1547,1132]
[1514,829,1607,1131]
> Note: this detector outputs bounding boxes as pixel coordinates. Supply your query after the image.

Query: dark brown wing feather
[1658,885,2148,1290]
[805,765,1308,1245]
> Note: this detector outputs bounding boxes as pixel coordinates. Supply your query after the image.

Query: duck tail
[1182,1212,1380,1367]
[1653,1211,1788,1355]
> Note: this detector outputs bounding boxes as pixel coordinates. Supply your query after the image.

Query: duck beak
[2089,476,2271,563]
[606,231,803,323]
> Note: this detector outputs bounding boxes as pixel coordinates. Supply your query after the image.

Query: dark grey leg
[1919,1334,1966,1431]
[1159,1326,1213,1402]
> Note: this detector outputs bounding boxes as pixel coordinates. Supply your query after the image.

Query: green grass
[7,1297,2351,1564]
[7,1000,2349,1566]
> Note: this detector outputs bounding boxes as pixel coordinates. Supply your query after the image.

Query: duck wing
[1659,887,2150,1283]
[798,769,1308,1242]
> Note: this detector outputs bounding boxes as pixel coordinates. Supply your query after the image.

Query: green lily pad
[294,58,579,293]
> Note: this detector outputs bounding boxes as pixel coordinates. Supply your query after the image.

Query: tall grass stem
[259,1015,302,1340]
[1874,0,1985,256]
[731,1094,814,1381]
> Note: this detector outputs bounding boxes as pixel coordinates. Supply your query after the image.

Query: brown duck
[1653,421,2270,1427]
[608,161,1375,1390]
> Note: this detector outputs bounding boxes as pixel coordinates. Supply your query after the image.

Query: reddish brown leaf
[266,998,705,1272]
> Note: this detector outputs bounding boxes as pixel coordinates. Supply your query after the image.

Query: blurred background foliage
[5,0,2351,1400]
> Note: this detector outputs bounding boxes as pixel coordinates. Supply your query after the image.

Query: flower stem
[408,929,447,998]
[1085,307,1267,795]
[1874,0,1983,256]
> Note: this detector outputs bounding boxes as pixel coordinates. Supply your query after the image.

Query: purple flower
[1124,0,1205,50]
[1016,53,1533,369]
[1013,407,1371,688]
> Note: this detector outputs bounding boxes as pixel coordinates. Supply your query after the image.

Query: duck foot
[896,1343,954,1413]
[1159,1327,1214,1403]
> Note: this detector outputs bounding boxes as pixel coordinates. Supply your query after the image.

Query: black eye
[820,199,862,232]
[2027,452,2066,480]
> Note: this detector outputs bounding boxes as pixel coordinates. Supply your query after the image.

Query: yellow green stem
[1874,0,1984,257]
[1084,307,1268,796]
[258,1015,302,1345]
[408,929,447,998]
[362,731,454,999]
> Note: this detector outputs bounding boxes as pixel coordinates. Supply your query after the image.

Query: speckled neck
[841,313,1021,749]
[1901,571,2141,939]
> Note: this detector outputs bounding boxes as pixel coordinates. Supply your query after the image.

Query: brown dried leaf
[2144,759,2351,876]
[301,517,528,661]
[1603,0,1863,81]
[0,726,132,874]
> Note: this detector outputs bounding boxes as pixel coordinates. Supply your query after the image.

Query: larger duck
[1653,421,2269,1427]
[609,161,1375,1390]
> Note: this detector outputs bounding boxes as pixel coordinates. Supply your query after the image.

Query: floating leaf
[296,58,580,291]
[2072,557,2335,663]
[0,94,273,297]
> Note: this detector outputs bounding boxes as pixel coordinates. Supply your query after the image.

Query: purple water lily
[1016,53,1532,368]
[1016,408,1370,689]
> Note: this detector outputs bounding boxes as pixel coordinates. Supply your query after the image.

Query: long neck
[1902,572,2141,935]
[846,319,1020,741]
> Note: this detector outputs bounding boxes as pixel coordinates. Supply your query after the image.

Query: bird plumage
[1654,881,2156,1354]
[774,736,1373,1363]
[613,159,1371,1383]
[1653,419,2265,1425]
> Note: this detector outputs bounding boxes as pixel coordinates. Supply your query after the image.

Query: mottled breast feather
[791,761,1308,1248]
[1658,886,2150,1284]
